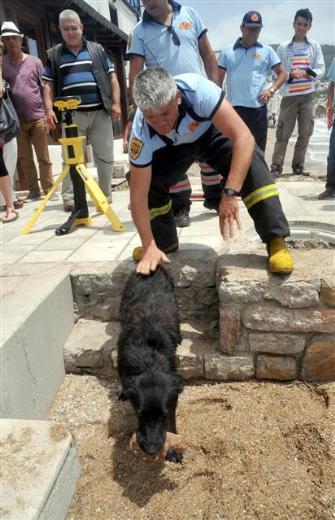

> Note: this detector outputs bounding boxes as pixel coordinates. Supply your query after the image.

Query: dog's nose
[139,440,160,456]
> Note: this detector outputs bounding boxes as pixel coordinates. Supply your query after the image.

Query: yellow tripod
[21,96,125,235]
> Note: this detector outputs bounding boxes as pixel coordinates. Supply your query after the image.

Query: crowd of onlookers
[0,4,334,227]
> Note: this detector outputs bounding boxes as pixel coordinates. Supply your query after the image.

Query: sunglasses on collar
[167,25,181,46]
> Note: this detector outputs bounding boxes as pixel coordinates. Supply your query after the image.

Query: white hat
[0,21,24,38]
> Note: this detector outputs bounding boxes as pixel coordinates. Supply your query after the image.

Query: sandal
[2,210,19,223]
[14,199,24,209]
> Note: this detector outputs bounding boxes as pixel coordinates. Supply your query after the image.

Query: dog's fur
[117,266,184,462]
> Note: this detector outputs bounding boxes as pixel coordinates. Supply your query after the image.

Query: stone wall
[217,258,335,383]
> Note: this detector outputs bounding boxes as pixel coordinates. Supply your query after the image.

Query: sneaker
[270,164,283,177]
[318,188,335,199]
[132,241,179,261]
[292,163,310,176]
[63,201,75,212]
[25,190,41,201]
[174,208,191,228]
[203,199,220,213]
[267,237,294,274]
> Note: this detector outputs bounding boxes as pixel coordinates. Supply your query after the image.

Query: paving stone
[256,355,297,381]
[1,419,80,520]
[301,337,335,382]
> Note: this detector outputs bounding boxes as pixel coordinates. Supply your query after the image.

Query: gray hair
[132,68,177,112]
[59,10,81,24]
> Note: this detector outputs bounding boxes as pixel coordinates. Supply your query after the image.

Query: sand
[47,375,335,520]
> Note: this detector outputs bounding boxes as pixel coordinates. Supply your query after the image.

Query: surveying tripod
[21,96,124,235]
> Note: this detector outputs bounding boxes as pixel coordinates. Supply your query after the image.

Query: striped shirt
[276,37,325,97]
[43,41,114,110]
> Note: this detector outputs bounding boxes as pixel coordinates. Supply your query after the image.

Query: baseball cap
[242,11,263,28]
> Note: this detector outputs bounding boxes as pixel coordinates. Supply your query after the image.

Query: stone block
[64,319,120,372]
[219,306,241,353]
[219,280,265,304]
[320,277,335,307]
[249,332,306,355]
[301,337,335,382]
[243,304,335,333]
[176,339,204,380]
[264,281,319,308]
[256,355,297,381]
[205,354,254,381]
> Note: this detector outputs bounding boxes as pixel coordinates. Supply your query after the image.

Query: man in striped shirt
[43,9,121,211]
[270,8,325,177]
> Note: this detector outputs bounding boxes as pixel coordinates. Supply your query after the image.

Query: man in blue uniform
[128,68,294,276]
[218,11,287,152]
[127,0,219,226]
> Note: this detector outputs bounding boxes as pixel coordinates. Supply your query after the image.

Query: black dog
[117,266,184,462]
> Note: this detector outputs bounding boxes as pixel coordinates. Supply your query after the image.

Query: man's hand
[258,89,272,104]
[46,110,58,130]
[112,102,121,120]
[137,242,171,275]
[219,195,241,239]
[290,68,307,79]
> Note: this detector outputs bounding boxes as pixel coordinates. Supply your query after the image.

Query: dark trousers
[148,126,290,251]
[326,118,335,190]
[234,105,268,152]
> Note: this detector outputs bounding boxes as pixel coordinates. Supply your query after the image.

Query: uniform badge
[251,13,259,22]
[253,52,262,60]
[179,21,192,29]
[129,138,143,160]
[188,121,200,132]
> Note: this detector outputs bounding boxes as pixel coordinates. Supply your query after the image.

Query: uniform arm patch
[129,138,143,160]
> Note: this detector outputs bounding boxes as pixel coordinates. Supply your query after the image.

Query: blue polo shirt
[129,73,224,167]
[218,39,280,108]
[127,1,207,75]
[43,40,114,110]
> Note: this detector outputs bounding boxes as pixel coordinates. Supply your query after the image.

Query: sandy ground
[48,375,335,520]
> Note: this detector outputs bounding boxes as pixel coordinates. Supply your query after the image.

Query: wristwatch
[222,188,240,197]
[269,87,276,96]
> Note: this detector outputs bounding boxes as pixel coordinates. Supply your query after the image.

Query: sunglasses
[167,25,180,46]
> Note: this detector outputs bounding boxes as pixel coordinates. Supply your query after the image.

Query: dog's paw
[165,448,183,463]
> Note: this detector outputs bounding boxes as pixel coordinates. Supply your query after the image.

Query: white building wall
[85,0,138,35]
[87,0,111,20]
[114,0,138,34]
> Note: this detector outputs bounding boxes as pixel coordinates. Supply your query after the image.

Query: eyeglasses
[167,25,180,46]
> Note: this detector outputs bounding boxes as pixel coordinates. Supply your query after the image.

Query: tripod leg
[21,165,70,234]
[76,164,125,232]
[55,164,91,235]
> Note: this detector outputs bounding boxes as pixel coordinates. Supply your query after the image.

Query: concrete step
[64,318,220,380]
[1,265,74,419]
[1,419,80,520]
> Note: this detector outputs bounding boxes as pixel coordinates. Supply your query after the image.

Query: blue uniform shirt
[127,1,207,76]
[218,39,280,108]
[129,73,224,167]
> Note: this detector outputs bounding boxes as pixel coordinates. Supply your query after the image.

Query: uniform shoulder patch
[129,137,143,160]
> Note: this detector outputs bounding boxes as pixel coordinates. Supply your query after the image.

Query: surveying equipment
[21,96,124,235]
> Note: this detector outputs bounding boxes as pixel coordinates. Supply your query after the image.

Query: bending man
[129,68,294,276]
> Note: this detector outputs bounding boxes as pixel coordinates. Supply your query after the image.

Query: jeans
[271,92,315,168]
[326,118,335,190]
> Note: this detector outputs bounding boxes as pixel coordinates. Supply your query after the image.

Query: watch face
[225,188,238,196]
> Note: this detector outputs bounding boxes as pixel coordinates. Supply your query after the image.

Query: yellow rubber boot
[268,237,294,274]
